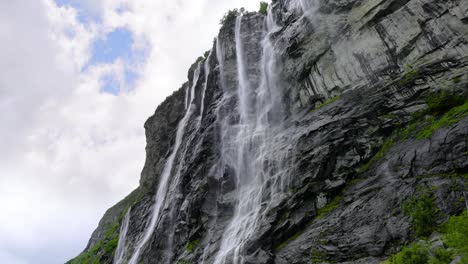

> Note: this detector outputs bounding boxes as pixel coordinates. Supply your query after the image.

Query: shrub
[443,211,468,262]
[425,91,465,116]
[220,9,242,25]
[259,2,268,15]
[428,248,453,264]
[390,243,429,264]
[403,193,439,238]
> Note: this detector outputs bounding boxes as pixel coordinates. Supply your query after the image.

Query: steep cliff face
[69,0,468,263]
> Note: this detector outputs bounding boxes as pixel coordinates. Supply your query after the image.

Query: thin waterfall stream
[115,63,202,264]
[214,6,288,263]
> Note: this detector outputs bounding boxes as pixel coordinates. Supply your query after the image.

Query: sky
[0,0,262,263]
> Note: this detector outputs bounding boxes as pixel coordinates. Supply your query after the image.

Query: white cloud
[0,0,262,263]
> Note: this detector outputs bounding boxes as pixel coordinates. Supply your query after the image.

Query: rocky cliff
[68,0,468,263]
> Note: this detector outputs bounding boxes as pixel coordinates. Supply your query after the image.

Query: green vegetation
[67,223,120,264]
[275,230,304,251]
[452,76,462,84]
[444,211,468,262]
[186,239,200,253]
[316,195,342,219]
[220,8,244,25]
[384,211,467,264]
[67,189,145,264]
[425,91,465,116]
[358,139,394,173]
[403,193,440,238]
[398,69,421,86]
[391,242,429,264]
[417,101,468,139]
[259,2,268,15]
[360,91,467,173]
[312,96,340,112]
[311,248,329,263]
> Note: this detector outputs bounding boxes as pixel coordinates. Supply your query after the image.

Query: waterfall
[213,7,288,263]
[126,63,202,264]
[288,0,318,18]
[200,50,212,121]
[113,207,131,264]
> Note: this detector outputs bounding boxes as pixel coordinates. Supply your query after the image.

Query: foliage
[275,229,304,251]
[390,242,429,264]
[403,193,440,238]
[425,91,465,116]
[384,211,467,264]
[311,248,328,263]
[443,211,468,262]
[259,2,268,15]
[452,76,462,84]
[66,189,145,264]
[428,248,454,264]
[67,223,120,264]
[417,101,468,139]
[312,96,340,112]
[398,69,421,86]
[316,195,342,219]
[358,139,394,173]
[220,8,244,25]
[186,239,200,253]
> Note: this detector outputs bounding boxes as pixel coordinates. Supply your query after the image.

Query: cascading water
[113,207,131,264]
[288,0,318,19]
[200,50,212,121]
[120,63,202,264]
[213,6,290,263]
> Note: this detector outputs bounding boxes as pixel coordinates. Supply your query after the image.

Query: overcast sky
[0,0,262,263]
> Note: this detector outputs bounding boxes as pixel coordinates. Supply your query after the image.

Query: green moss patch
[384,211,467,264]
[312,96,340,111]
[186,239,200,253]
[316,195,342,219]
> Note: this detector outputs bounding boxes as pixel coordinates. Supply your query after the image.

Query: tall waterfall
[213,6,289,263]
[116,63,202,264]
[113,207,131,264]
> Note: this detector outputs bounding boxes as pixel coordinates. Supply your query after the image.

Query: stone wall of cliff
[68,0,468,263]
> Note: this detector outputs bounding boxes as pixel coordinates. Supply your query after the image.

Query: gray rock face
[71,0,468,263]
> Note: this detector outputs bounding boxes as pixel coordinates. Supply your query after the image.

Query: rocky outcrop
[69,0,468,263]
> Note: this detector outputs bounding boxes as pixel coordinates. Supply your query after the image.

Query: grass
[312,96,340,112]
[66,189,145,264]
[358,139,394,173]
[417,101,468,139]
[383,211,467,264]
[67,223,121,264]
[398,69,421,86]
[359,91,467,173]
[275,229,305,251]
[316,195,342,219]
[186,239,200,253]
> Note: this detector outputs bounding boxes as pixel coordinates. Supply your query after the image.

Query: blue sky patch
[100,74,120,95]
[90,28,134,64]
[54,0,100,24]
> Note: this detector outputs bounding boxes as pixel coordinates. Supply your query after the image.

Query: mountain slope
[69,0,468,263]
